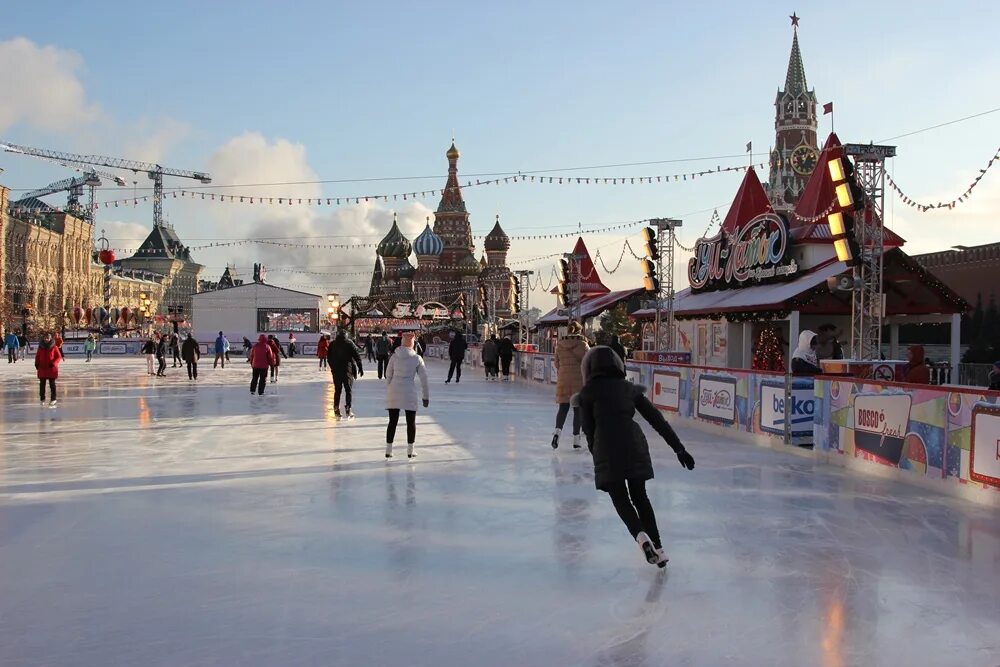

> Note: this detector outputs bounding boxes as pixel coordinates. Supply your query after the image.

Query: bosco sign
[696,375,737,424]
[853,393,912,465]
[687,213,798,291]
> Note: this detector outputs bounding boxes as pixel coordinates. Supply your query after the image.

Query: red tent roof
[792,132,905,247]
[721,167,774,234]
[551,237,611,296]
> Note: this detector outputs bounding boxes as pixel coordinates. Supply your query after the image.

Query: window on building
[256,308,318,333]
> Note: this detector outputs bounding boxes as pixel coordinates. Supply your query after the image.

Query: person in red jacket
[903,345,931,384]
[267,335,285,383]
[35,332,62,407]
[249,334,276,395]
[317,334,330,370]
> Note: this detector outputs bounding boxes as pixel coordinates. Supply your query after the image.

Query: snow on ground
[1,353,998,666]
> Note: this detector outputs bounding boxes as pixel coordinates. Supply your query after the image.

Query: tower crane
[0,141,211,228]
[13,169,128,221]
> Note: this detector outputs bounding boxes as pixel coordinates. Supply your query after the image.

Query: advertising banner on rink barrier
[759,378,816,439]
[696,375,737,424]
[814,377,1000,494]
[60,342,87,356]
[533,357,546,381]
[652,370,681,412]
[99,342,129,355]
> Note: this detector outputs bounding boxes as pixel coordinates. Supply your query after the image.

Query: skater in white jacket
[384,333,430,459]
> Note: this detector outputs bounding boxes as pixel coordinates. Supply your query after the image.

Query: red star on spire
[790,12,800,27]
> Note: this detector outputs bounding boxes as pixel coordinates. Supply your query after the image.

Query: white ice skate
[655,547,669,568]
[347,409,356,420]
[572,434,582,449]
[635,532,658,565]
[333,408,342,421]
[49,400,57,409]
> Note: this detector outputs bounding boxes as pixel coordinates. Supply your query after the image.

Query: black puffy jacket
[575,346,685,491]
[328,335,363,377]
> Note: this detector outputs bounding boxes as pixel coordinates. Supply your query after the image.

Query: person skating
[155,334,167,376]
[415,334,426,358]
[481,334,500,381]
[445,330,467,384]
[181,333,200,380]
[317,334,330,370]
[84,334,96,362]
[374,332,391,379]
[499,335,516,381]
[328,331,364,419]
[213,331,227,369]
[5,330,20,363]
[170,332,181,367]
[243,336,253,360]
[552,321,590,449]
[141,337,156,375]
[223,334,231,362]
[575,345,695,568]
[34,332,62,407]
[288,333,297,358]
[384,332,429,459]
[249,334,276,395]
[18,333,27,360]
[609,334,627,363]
[267,335,285,382]
[54,332,64,360]
[365,335,375,363]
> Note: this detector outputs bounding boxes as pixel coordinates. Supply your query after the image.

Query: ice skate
[407,443,415,458]
[385,443,393,459]
[636,532,658,565]
[333,408,342,421]
[573,433,582,449]
[551,429,560,449]
[347,409,356,420]
[49,400,57,408]
[655,547,669,568]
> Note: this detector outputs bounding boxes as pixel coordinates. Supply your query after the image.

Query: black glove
[358,369,364,377]
[422,399,429,408]
[676,448,695,470]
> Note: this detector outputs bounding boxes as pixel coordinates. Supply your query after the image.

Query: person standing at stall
[903,345,931,384]
[791,331,823,376]
[384,333,429,459]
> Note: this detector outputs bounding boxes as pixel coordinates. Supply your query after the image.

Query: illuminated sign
[687,213,798,292]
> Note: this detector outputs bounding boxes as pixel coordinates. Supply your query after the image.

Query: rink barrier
[515,352,1000,505]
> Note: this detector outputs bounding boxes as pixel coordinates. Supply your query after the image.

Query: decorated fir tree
[752,326,786,372]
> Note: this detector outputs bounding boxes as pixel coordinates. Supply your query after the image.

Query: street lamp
[327,293,339,329]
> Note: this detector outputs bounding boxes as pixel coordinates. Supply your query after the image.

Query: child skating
[574,346,695,567]
[384,333,429,459]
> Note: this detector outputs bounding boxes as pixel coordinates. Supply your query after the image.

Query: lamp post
[327,293,340,332]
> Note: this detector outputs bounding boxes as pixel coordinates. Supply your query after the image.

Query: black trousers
[319,357,327,369]
[367,349,375,362]
[485,362,499,377]
[377,356,389,379]
[606,479,661,549]
[555,403,581,434]
[332,373,354,410]
[186,361,198,379]
[250,368,268,394]
[7,349,16,363]
[38,378,56,401]
[447,359,463,381]
[157,356,166,375]
[172,347,181,366]
[387,409,417,443]
[214,353,226,369]
[501,356,512,377]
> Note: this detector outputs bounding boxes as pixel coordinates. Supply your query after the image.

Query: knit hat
[567,321,582,335]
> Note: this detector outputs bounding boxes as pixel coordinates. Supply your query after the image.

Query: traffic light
[827,154,865,266]
[510,275,521,314]
[642,226,659,259]
[478,285,488,317]
[557,257,571,308]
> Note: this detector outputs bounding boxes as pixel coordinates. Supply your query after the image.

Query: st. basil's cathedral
[367,141,515,318]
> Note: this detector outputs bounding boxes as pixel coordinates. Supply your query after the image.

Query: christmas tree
[752,327,785,372]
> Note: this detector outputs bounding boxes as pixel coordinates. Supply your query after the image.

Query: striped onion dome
[413,219,444,256]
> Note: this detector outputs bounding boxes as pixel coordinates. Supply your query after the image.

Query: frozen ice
[1,355,999,666]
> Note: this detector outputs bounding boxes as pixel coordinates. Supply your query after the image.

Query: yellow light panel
[835,183,854,208]
[834,238,852,263]
[828,158,846,182]
[828,212,846,236]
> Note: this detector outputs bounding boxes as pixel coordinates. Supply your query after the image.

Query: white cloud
[99,220,150,255]
[122,117,191,164]
[0,37,101,134]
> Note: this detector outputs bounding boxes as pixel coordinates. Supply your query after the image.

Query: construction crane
[0,141,211,228]
[15,169,129,219]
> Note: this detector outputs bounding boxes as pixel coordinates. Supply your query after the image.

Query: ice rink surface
[1,354,999,666]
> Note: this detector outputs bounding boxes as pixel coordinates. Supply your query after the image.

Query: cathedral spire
[784,24,808,96]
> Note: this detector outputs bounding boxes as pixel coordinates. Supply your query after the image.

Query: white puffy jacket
[385,347,430,411]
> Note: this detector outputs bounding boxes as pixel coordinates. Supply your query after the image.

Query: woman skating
[384,333,429,459]
[552,321,589,449]
[575,346,695,567]
[34,332,62,407]
[249,334,276,395]
[317,334,330,370]
[267,335,285,382]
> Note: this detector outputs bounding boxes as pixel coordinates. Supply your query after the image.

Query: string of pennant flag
[885,145,1000,212]
[80,162,768,211]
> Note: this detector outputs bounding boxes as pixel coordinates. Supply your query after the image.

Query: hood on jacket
[257,334,269,345]
[908,345,925,365]
[792,330,818,365]
[39,338,55,349]
[581,345,625,381]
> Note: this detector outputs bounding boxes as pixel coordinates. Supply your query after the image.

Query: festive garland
[886,145,1000,212]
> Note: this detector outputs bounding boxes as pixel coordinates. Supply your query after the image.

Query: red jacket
[317,337,329,358]
[250,336,276,369]
[35,342,62,380]
[268,339,282,366]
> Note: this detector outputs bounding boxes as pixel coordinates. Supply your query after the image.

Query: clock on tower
[790,144,819,175]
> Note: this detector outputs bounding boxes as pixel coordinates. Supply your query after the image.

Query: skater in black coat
[574,346,695,567]
[327,331,364,418]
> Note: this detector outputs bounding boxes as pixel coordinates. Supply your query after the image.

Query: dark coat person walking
[181,333,201,380]
[328,331,364,419]
[575,346,695,567]
[498,335,516,381]
[481,334,500,380]
[446,331,468,383]
[374,332,392,379]
[155,334,167,376]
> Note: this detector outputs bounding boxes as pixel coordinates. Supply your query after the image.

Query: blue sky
[2,1,998,303]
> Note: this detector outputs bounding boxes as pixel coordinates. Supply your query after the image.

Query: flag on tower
[746,141,752,153]
[823,102,834,115]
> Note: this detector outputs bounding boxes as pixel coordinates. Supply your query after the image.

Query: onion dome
[457,252,482,276]
[446,140,460,160]
[413,217,444,256]
[376,213,412,259]
[484,214,510,252]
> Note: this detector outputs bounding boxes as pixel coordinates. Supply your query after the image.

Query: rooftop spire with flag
[785,15,809,96]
